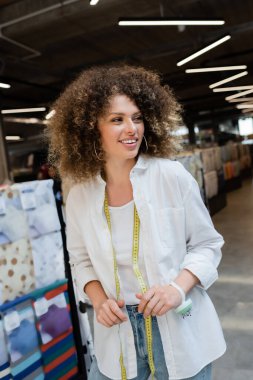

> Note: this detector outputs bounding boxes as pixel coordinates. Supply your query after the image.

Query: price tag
[20,189,37,210]
[4,311,20,332]
[0,194,6,215]
[34,298,49,317]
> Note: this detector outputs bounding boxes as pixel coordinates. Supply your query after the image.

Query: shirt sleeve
[66,187,99,299]
[180,176,224,290]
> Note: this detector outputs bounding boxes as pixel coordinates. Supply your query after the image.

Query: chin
[126,150,139,159]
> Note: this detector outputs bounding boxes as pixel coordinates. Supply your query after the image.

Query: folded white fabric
[0,320,8,366]
[13,180,61,238]
[213,147,222,171]
[177,153,204,189]
[29,203,61,238]
[201,148,216,173]
[31,231,65,288]
[0,188,29,244]
[204,171,218,199]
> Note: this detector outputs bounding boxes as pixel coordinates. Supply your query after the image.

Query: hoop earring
[93,141,103,161]
[143,135,148,153]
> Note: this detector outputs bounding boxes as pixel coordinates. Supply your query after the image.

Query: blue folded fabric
[0,363,12,380]
[9,319,38,356]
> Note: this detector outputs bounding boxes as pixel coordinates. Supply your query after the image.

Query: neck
[103,158,136,186]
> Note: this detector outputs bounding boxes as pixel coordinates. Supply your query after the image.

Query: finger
[151,300,165,316]
[97,312,114,327]
[108,311,123,325]
[108,300,127,322]
[100,302,123,325]
[138,289,155,313]
[143,296,160,318]
[137,299,148,313]
[117,299,125,308]
[157,305,170,316]
[135,293,142,300]
[102,314,115,327]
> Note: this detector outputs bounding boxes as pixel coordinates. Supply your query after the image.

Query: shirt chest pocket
[155,207,186,247]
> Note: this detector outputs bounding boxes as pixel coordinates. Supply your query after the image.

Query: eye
[133,115,143,123]
[111,117,122,123]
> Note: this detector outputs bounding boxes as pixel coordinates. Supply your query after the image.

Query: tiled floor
[209,178,253,379]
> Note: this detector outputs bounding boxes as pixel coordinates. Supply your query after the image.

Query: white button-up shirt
[66,156,226,379]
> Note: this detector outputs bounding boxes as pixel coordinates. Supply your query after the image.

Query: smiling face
[97,94,144,165]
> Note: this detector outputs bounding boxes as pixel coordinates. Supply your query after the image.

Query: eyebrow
[108,112,142,116]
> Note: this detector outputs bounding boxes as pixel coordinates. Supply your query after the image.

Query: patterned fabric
[0,281,80,379]
[35,294,72,344]
[221,145,232,163]
[0,320,8,366]
[176,153,203,189]
[31,232,65,289]
[0,319,11,380]
[204,171,218,199]
[36,284,78,380]
[213,147,222,171]
[2,300,44,379]
[42,331,77,379]
[0,362,12,380]
[0,238,35,303]
[0,188,28,245]
[201,148,216,173]
[0,180,78,379]
[12,180,61,239]
[223,161,241,180]
[0,180,66,304]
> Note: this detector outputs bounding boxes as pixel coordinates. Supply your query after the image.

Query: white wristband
[169,281,192,316]
[169,281,185,303]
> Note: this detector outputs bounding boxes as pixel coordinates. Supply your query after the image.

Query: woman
[47,65,226,380]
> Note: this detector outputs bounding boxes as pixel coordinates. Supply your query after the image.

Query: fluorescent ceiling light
[45,109,56,120]
[177,35,231,67]
[186,65,247,73]
[1,107,46,114]
[5,136,23,141]
[213,86,253,92]
[0,82,11,89]
[236,104,253,109]
[90,0,99,5]
[118,19,225,26]
[209,71,248,89]
[4,117,46,124]
[226,88,253,101]
[228,97,253,103]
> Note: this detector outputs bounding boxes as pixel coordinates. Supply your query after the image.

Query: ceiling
[0,0,253,148]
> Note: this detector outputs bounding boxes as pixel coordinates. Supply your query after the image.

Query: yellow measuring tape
[104,194,155,380]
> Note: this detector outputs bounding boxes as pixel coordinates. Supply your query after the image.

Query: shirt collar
[133,154,149,171]
[95,154,149,184]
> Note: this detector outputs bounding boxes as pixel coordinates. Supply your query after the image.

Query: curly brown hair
[47,64,182,182]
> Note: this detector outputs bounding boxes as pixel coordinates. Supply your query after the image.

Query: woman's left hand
[136,284,182,318]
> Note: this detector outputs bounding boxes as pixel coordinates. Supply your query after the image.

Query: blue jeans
[88,305,212,380]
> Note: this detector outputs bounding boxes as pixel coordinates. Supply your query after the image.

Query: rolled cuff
[180,250,220,290]
[71,262,99,301]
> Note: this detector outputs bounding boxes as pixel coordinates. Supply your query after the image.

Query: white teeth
[121,139,137,144]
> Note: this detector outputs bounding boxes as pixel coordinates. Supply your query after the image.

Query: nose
[125,118,137,134]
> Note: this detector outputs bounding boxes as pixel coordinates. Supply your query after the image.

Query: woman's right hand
[84,281,127,328]
[94,299,128,328]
